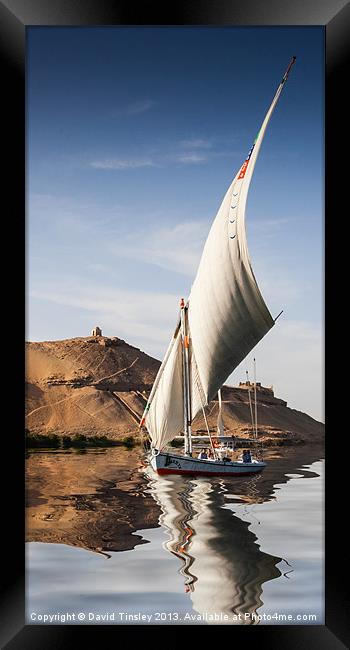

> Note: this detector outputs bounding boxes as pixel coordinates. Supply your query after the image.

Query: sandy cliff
[25,336,324,444]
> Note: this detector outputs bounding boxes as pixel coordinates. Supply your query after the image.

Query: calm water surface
[26,446,324,625]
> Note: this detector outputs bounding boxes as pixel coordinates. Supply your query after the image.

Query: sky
[27,27,324,422]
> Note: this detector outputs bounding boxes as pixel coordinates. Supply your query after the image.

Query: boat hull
[150,451,265,477]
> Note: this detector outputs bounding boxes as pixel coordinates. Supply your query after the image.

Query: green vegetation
[121,435,135,448]
[26,433,61,448]
[26,432,119,449]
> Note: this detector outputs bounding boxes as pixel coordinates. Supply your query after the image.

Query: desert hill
[25,335,324,444]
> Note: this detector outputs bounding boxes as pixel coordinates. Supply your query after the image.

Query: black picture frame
[1,1,348,647]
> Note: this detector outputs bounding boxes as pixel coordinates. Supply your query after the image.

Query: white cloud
[88,263,108,273]
[112,99,156,116]
[179,138,212,149]
[175,153,208,165]
[89,147,215,170]
[30,281,180,358]
[248,259,301,315]
[28,193,206,276]
[90,151,212,170]
[109,220,208,276]
[125,99,156,115]
[91,157,156,170]
[84,128,247,173]
[250,218,290,233]
[28,193,124,238]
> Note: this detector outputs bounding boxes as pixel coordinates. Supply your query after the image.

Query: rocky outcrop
[25,336,324,444]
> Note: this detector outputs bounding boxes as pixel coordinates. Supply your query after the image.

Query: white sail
[143,329,184,451]
[144,58,296,450]
[217,389,224,436]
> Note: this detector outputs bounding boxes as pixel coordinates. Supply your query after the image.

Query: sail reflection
[147,471,282,623]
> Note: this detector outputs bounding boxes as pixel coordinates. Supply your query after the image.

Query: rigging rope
[196,380,218,460]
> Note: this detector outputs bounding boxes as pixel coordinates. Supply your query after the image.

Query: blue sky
[27,27,324,421]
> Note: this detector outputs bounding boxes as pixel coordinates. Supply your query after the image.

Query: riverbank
[25,431,137,449]
[25,430,307,451]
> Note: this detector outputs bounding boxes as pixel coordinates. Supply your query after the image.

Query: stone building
[91,326,102,337]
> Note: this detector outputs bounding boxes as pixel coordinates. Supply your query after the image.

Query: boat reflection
[147,471,282,623]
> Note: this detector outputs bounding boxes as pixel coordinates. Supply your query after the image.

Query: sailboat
[140,57,296,477]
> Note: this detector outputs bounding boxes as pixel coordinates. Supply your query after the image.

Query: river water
[26,445,324,625]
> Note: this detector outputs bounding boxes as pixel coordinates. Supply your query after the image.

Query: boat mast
[180,298,192,456]
[217,388,224,435]
[253,357,258,439]
[246,369,255,437]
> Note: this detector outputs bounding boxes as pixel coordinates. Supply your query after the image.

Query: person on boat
[198,449,208,460]
[242,449,252,463]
